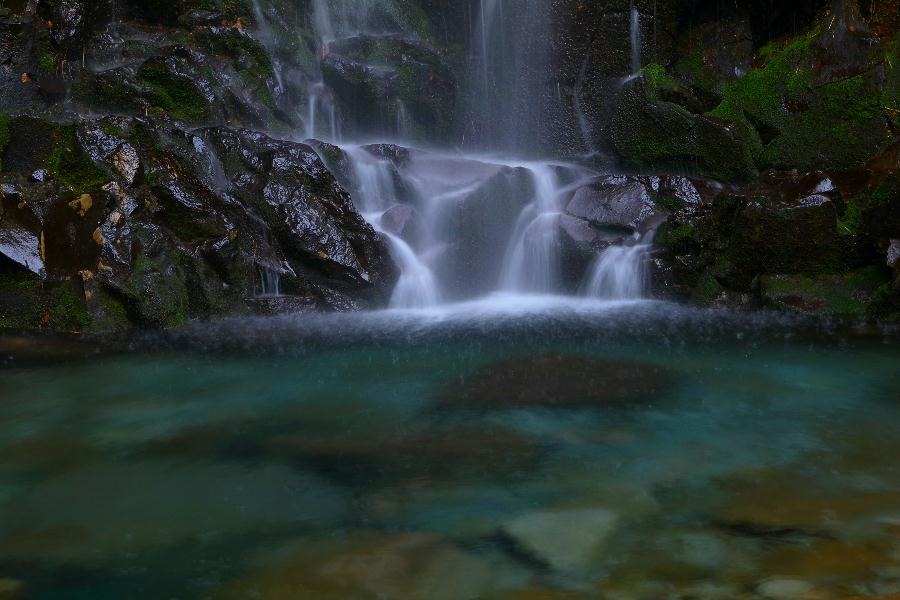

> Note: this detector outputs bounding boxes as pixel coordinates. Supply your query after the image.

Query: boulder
[214,532,509,600]
[380,203,419,241]
[566,175,656,231]
[501,508,620,571]
[0,225,44,277]
[758,267,891,317]
[610,75,758,182]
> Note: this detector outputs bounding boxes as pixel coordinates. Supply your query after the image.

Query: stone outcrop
[0,115,396,331]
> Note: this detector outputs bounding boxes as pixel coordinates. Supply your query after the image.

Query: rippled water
[0,299,898,599]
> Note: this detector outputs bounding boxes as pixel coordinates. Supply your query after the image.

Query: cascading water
[583,233,654,300]
[342,146,441,309]
[500,166,564,293]
[256,266,282,297]
[467,0,557,153]
[630,3,642,75]
[298,0,654,307]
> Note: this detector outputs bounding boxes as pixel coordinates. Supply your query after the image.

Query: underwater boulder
[438,353,671,410]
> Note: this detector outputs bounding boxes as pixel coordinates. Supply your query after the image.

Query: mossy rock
[0,269,44,329]
[610,76,758,182]
[2,118,108,193]
[137,58,211,124]
[759,266,891,317]
[707,27,895,172]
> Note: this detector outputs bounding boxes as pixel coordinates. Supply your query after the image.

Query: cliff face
[0,0,898,329]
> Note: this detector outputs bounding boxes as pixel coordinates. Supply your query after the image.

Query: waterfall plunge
[343,147,441,309]
[583,235,653,300]
[500,165,564,293]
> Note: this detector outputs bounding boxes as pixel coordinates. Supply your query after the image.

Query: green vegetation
[137,62,211,123]
[706,27,894,172]
[38,52,57,73]
[43,124,109,192]
[640,63,677,101]
[760,266,891,316]
[49,283,92,330]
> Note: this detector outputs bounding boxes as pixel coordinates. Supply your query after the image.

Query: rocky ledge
[0,115,396,331]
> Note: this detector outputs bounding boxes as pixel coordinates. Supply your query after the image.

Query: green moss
[126,254,189,328]
[38,52,57,73]
[137,62,210,123]
[49,283,91,330]
[760,266,890,316]
[641,63,677,100]
[0,271,40,290]
[707,27,893,171]
[761,71,889,170]
[43,124,109,192]
[93,288,132,330]
[192,28,272,78]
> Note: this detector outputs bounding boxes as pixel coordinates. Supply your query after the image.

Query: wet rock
[566,175,657,231]
[438,353,670,410]
[268,426,542,483]
[728,192,854,285]
[501,508,619,571]
[322,35,457,142]
[380,203,419,240]
[756,578,817,600]
[215,532,514,600]
[758,267,890,317]
[204,127,397,301]
[41,0,110,50]
[887,240,900,270]
[610,75,758,182]
[0,225,44,276]
[435,165,535,299]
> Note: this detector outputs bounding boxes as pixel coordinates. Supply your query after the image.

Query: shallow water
[1,299,899,599]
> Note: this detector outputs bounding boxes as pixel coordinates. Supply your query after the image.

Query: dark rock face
[438,353,671,410]
[0,115,396,331]
[322,35,457,143]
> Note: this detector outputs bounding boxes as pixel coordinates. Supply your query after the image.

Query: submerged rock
[215,532,517,600]
[438,353,670,410]
[267,425,543,483]
[501,508,619,571]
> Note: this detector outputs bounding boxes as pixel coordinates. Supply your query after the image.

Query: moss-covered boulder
[609,74,759,182]
[759,267,891,317]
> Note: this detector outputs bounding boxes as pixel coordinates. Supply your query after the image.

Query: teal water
[0,299,898,599]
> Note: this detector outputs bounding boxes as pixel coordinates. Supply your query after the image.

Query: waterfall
[381,231,440,308]
[250,0,284,91]
[306,82,339,142]
[500,166,564,293]
[298,0,656,308]
[468,0,556,153]
[630,3,642,75]
[257,266,282,297]
[340,146,441,308]
[583,235,653,300]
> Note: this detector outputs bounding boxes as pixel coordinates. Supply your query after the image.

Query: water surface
[1,298,898,599]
